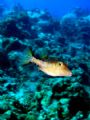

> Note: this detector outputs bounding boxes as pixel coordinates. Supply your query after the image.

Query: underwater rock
[0,50,10,69]
[2,37,27,52]
[77,16,90,45]
[0,11,31,39]
[60,13,78,40]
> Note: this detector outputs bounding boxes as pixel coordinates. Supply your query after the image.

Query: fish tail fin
[19,48,33,66]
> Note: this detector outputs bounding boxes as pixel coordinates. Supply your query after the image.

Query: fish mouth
[68,72,72,76]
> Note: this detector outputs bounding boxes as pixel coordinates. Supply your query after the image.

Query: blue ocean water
[0,0,90,17]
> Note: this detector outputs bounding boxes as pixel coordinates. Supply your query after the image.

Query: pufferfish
[20,49,72,77]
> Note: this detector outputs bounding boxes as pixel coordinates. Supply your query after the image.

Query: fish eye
[59,62,62,66]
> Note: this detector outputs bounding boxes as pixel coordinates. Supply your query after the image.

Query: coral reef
[0,6,90,120]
